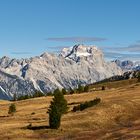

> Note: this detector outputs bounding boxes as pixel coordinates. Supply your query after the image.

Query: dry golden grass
[90,78,138,90]
[0,81,140,140]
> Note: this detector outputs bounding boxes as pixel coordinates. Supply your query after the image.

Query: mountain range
[0,44,123,100]
[114,59,140,71]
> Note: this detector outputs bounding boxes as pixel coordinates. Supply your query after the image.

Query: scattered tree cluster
[77,84,90,93]
[68,84,90,94]
[14,84,90,101]
[72,97,101,112]
[16,91,44,101]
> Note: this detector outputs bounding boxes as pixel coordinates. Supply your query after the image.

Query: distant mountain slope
[0,44,122,100]
[114,59,140,71]
[0,69,36,100]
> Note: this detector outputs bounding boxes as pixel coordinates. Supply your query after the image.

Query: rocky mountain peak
[0,56,11,68]
[60,44,102,62]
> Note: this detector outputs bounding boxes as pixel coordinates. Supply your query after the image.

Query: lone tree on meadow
[137,72,140,82]
[48,89,68,129]
[8,103,16,115]
[84,85,89,92]
[77,84,84,93]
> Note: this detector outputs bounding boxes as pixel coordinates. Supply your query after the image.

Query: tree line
[13,84,90,101]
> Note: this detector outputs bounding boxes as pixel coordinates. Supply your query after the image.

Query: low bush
[31,112,35,115]
[101,86,105,90]
[72,98,101,112]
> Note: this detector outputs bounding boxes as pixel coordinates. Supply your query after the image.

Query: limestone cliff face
[0,44,122,100]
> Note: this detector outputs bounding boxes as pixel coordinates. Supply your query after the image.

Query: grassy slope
[89,78,138,90]
[0,80,140,140]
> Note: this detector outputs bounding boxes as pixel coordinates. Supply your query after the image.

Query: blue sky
[0,0,140,60]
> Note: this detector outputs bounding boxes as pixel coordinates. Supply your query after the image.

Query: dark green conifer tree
[48,89,68,129]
